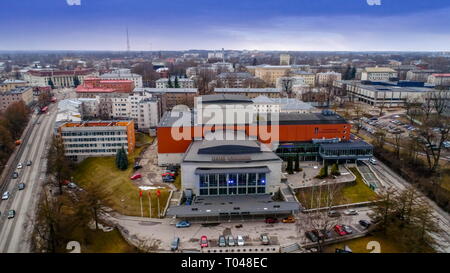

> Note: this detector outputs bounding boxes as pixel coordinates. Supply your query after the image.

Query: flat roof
[320,140,373,149]
[199,94,253,104]
[214,88,280,93]
[166,194,300,217]
[134,87,198,93]
[276,112,348,125]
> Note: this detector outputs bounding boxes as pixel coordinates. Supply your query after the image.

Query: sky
[1,0,450,51]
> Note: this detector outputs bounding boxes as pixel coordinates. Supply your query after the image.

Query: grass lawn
[296,167,378,209]
[73,133,170,217]
[173,175,181,190]
[63,227,137,253]
[324,232,404,253]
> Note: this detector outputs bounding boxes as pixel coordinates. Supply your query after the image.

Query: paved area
[287,162,355,189]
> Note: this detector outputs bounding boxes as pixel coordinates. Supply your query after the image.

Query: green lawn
[173,175,181,190]
[296,167,378,209]
[324,233,404,253]
[73,135,170,217]
[63,227,137,253]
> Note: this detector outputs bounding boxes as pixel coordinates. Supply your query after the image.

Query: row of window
[62,131,126,136]
[199,187,265,196]
[66,149,122,154]
[199,173,266,188]
[62,137,128,142]
[65,143,126,148]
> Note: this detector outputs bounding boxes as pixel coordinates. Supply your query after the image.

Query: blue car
[176,220,191,228]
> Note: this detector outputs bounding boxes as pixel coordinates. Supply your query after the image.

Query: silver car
[2,191,10,200]
[227,235,235,247]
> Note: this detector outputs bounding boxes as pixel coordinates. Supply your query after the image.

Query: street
[0,104,57,253]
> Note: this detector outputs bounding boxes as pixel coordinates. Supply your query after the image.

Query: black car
[26,160,32,166]
[170,237,180,251]
[18,183,26,190]
[12,172,19,179]
[305,231,318,242]
[133,164,143,170]
[359,220,371,229]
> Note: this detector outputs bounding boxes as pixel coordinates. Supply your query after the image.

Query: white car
[344,209,358,215]
[2,191,10,200]
[17,163,23,169]
[369,158,377,165]
[237,235,245,246]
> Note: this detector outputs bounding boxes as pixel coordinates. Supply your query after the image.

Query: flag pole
[139,190,143,217]
[157,196,160,218]
[148,191,152,218]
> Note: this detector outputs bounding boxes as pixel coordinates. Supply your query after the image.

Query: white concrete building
[100,68,143,88]
[23,69,98,87]
[427,74,450,87]
[252,95,316,114]
[316,71,342,85]
[156,77,195,89]
[138,98,160,133]
[361,67,398,81]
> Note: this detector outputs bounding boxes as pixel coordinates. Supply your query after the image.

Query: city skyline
[1,0,450,51]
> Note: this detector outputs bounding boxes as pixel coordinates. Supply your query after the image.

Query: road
[0,104,57,253]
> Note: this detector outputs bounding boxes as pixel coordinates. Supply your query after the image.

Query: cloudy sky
[1,0,450,51]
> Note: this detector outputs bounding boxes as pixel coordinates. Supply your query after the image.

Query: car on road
[343,225,353,234]
[265,217,278,224]
[176,220,191,228]
[369,158,377,165]
[7,210,15,219]
[343,209,358,215]
[328,210,341,217]
[218,236,226,247]
[130,173,142,180]
[170,237,180,251]
[18,183,26,190]
[200,236,208,248]
[2,191,10,200]
[334,225,347,236]
[237,235,245,246]
[26,160,32,166]
[227,235,236,247]
[305,231,318,242]
[17,163,23,169]
[133,164,143,170]
[12,172,19,179]
[359,220,371,229]
[260,234,270,245]
[67,183,77,189]
[282,215,296,223]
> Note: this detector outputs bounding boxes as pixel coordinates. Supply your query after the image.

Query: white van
[369,158,377,165]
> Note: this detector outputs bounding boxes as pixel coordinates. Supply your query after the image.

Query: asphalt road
[0,105,57,253]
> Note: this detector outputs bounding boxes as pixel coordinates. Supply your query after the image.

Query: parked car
[282,215,296,223]
[12,172,19,179]
[200,236,208,248]
[176,220,191,228]
[343,209,358,215]
[305,231,318,242]
[265,217,278,224]
[328,210,341,217]
[2,191,10,200]
[7,210,15,219]
[133,164,143,170]
[67,183,77,189]
[369,158,377,165]
[343,225,353,234]
[227,235,235,247]
[312,230,325,240]
[334,225,347,236]
[130,173,142,180]
[237,235,245,246]
[171,237,180,251]
[218,236,226,247]
[359,220,371,229]
[26,160,32,166]
[18,183,26,190]
[260,234,270,245]
[320,229,332,239]
[17,163,23,169]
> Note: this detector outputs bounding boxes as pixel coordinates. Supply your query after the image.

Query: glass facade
[198,172,267,196]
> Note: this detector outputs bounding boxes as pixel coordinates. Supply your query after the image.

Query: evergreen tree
[350,67,356,79]
[174,76,180,88]
[167,77,173,88]
[48,78,55,89]
[331,162,340,176]
[73,76,80,87]
[287,157,294,174]
[294,153,300,172]
[115,146,128,170]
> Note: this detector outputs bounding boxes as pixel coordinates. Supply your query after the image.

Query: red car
[334,225,347,236]
[130,173,142,180]
[265,217,278,224]
[200,236,208,248]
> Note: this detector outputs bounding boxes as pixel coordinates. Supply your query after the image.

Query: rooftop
[214,88,280,93]
[364,67,397,73]
[134,87,198,93]
[60,120,133,129]
[199,94,253,104]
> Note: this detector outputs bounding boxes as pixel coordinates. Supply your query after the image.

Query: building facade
[0,86,33,111]
[214,87,281,98]
[361,67,398,81]
[100,68,143,88]
[24,68,98,87]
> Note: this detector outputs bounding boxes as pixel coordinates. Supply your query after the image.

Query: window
[257,173,266,186]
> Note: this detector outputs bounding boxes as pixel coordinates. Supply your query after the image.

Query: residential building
[211,72,254,88]
[58,120,135,162]
[289,71,316,87]
[361,67,398,81]
[138,98,160,133]
[100,68,143,88]
[316,71,342,86]
[133,87,198,111]
[214,87,281,98]
[280,54,291,65]
[24,68,98,87]
[252,95,317,114]
[0,79,28,92]
[155,77,195,89]
[427,73,450,87]
[212,62,234,73]
[406,70,440,82]
[0,86,33,111]
[253,65,292,85]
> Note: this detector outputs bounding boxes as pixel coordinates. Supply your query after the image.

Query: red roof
[431,73,450,77]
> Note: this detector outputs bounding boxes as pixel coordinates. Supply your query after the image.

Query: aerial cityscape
[0,0,450,265]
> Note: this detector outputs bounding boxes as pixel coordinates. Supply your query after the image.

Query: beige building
[291,71,316,87]
[24,69,98,87]
[254,65,292,85]
[0,79,28,92]
[0,86,34,111]
[427,74,450,87]
[280,54,291,65]
[361,67,398,81]
[316,72,342,86]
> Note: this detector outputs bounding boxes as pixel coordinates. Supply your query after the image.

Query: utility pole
[126,26,131,53]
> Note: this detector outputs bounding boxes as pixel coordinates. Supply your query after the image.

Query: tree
[73,76,80,87]
[38,91,51,108]
[47,136,73,195]
[286,157,294,174]
[174,76,180,88]
[330,163,340,176]
[316,163,328,179]
[350,67,356,79]
[392,131,402,159]
[373,129,387,150]
[294,153,300,172]
[167,77,173,88]
[378,92,387,117]
[115,146,129,170]
[2,101,30,139]
[48,78,55,89]
[79,182,111,230]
